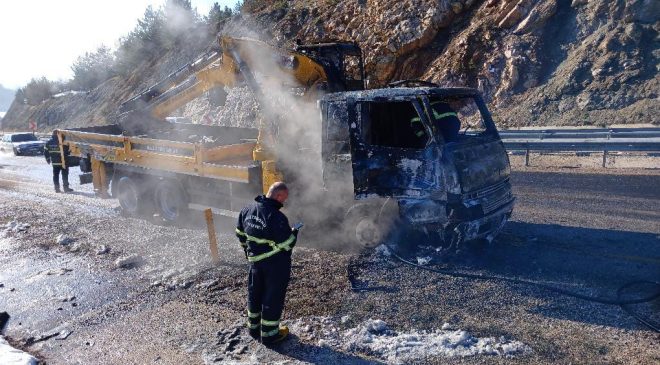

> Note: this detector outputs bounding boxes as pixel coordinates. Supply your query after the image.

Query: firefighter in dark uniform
[44,130,73,193]
[410,100,461,143]
[236,182,299,346]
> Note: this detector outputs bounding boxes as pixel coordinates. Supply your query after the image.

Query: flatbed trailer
[59,123,270,216]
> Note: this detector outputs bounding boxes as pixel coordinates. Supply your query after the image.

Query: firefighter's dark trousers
[52,165,69,190]
[246,254,291,342]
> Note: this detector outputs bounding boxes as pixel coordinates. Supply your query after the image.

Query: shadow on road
[63,190,96,198]
[440,221,660,330]
[274,334,386,365]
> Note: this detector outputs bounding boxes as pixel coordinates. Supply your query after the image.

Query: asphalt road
[0,153,658,364]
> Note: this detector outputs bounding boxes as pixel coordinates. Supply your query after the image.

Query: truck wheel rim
[118,184,139,212]
[355,219,381,248]
[157,187,181,221]
[160,198,179,221]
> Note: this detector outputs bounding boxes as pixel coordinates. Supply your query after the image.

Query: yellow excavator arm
[113,35,364,194]
[120,36,362,122]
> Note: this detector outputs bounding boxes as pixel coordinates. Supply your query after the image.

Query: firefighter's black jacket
[236,195,297,263]
[44,136,70,166]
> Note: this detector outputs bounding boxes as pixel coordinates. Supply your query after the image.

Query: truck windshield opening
[428,97,488,141]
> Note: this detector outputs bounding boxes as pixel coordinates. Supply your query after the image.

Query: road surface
[0,153,658,364]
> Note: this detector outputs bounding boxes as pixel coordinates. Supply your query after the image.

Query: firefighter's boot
[261,325,289,346]
[247,310,261,340]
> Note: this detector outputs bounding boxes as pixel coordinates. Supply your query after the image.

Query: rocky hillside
[236,0,659,127]
[2,0,658,131]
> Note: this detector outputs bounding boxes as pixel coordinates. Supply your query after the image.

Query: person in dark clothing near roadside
[410,100,461,144]
[236,182,300,346]
[430,101,461,143]
[44,130,73,193]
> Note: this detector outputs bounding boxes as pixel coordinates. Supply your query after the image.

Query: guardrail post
[205,208,220,264]
[602,150,607,168]
[525,149,530,167]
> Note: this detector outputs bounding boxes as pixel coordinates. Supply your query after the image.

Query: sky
[0,0,239,90]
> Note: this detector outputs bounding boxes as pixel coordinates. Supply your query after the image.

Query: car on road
[1,132,46,156]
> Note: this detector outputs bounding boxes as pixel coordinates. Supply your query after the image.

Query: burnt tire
[345,205,384,249]
[153,180,189,223]
[116,176,151,216]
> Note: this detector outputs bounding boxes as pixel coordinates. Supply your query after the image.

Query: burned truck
[318,85,515,247]
[58,36,513,248]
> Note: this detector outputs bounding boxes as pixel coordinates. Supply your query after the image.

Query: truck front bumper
[398,197,515,243]
[453,198,515,242]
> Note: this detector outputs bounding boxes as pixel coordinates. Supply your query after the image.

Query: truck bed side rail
[61,130,258,184]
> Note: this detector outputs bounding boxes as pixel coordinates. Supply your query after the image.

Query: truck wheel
[154,180,189,223]
[116,176,148,216]
[12,148,19,156]
[345,205,383,248]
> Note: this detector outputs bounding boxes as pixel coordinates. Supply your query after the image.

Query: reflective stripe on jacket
[44,137,66,165]
[236,195,297,263]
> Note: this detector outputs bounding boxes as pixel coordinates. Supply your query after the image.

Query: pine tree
[71,45,115,90]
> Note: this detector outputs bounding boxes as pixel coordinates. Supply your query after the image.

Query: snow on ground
[0,336,38,365]
[289,317,531,364]
[2,221,30,237]
[52,91,85,98]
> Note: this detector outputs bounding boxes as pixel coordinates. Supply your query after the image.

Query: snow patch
[289,317,531,364]
[416,256,432,265]
[0,336,38,365]
[374,244,392,257]
[96,245,110,255]
[56,234,73,246]
[2,221,30,237]
[52,90,85,98]
[114,254,143,269]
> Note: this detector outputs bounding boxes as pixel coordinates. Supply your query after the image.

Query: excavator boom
[118,36,364,124]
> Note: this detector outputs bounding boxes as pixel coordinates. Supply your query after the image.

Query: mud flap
[79,173,93,185]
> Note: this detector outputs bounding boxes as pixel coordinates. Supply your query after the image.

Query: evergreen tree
[21,77,55,105]
[71,45,115,90]
[207,3,234,34]
[115,5,165,75]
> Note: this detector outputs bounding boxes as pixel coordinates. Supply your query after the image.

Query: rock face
[233,0,659,127]
[2,0,657,130]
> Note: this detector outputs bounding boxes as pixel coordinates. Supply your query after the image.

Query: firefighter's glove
[289,229,299,250]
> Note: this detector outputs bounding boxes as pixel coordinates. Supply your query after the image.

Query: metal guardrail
[499,129,660,139]
[500,128,660,167]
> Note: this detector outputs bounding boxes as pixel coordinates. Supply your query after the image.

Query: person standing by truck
[44,130,73,193]
[410,100,461,143]
[235,182,300,346]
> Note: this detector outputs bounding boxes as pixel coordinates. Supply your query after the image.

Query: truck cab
[321,86,514,246]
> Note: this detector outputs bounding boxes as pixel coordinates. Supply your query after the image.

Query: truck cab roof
[321,87,482,102]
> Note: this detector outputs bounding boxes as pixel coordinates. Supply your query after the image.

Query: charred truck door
[348,96,448,230]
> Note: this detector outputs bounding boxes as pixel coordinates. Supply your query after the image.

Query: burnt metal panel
[347,97,442,199]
